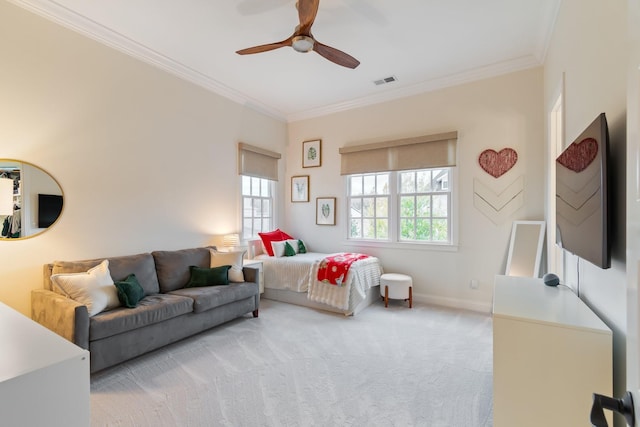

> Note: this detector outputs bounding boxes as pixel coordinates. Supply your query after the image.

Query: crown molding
[286,55,543,122]
[7,0,288,122]
[535,0,562,64]
[9,0,554,125]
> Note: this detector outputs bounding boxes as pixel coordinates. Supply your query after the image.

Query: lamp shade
[0,177,13,216]
[223,233,239,247]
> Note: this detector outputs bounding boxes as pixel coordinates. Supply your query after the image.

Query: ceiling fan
[236,0,360,69]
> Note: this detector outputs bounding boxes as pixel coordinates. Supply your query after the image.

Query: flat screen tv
[555,112,610,269]
[38,194,63,228]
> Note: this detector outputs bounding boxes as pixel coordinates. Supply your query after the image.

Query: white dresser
[492,275,612,427]
[0,302,90,427]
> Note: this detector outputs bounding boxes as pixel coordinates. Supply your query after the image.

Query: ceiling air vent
[374,76,398,86]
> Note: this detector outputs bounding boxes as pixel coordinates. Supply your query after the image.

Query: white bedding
[307,255,382,310]
[255,251,382,311]
[256,252,325,292]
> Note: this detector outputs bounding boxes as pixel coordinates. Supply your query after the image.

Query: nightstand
[243,259,264,294]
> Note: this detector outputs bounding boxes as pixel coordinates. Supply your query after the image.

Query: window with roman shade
[237,143,282,239]
[341,132,458,245]
[238,142,281,181]
[339,131,457,175]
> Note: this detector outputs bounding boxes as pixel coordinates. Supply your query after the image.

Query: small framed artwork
[316,197,336,225]
[303,139,322,168]
[291,175,309,202]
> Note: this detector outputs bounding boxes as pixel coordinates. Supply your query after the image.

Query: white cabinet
[492,275,612,427]
[0,302,90,427]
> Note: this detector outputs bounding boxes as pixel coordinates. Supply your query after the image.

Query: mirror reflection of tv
[555,112,610,269]
[38,194,63,228]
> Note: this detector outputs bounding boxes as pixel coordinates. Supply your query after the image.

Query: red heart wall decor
[556,138,598,172]
[478,148,518,178]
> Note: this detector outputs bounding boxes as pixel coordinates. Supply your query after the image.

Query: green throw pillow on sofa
[114,274,145,308]
[298,239,307,254]
[185,265,231,288]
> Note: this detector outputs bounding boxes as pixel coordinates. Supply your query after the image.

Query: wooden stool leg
[409,286,413,308]
[384,285,389,308]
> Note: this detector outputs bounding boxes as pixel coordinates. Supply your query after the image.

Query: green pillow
[298,240,307,254]
[185,265,231,288]
[284,241,296,257]
[114,274,145,308]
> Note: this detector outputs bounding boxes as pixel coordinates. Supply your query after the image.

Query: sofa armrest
[242,266,258,284]
[31,289,89,349]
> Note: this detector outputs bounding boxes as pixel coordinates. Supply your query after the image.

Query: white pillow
[272,240,300,257]
[50,260,119,317]
[210,249,246,282]
[271,240,286,257]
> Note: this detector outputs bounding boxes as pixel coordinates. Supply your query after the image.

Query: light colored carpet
[90,299,493,426]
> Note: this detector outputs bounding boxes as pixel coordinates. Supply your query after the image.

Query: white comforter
[257,252,382,310]
[257,252,325,292]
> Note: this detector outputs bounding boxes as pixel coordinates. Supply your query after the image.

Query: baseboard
[413,292,493,313]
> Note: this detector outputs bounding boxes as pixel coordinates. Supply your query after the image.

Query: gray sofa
[31,246,259,373]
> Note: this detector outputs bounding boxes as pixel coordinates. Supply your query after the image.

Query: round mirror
[0,159,63,240]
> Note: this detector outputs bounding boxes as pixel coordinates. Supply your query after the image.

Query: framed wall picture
[303,139,322,168]
[291,175,309,202]
[316,197,336,225]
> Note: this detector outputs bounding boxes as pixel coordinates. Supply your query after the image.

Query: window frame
[241,175,276,241]
[345,167,457,250]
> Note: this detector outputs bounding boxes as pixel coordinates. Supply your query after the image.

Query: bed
[247,239,382,315]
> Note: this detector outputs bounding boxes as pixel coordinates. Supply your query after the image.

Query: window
[237,142,280,240]
[242,176,273,239]
[399,169,451,242]
[348,173,390,239]
[347,167,453,244]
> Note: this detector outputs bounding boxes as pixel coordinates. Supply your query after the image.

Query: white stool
[380,273,413,308]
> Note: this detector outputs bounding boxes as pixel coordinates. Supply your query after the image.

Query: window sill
[341,239,459,252]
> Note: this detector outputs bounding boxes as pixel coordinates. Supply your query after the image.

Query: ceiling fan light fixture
[292,35,314,53]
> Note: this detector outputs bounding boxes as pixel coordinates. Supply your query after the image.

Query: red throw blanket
[316,253,370,286]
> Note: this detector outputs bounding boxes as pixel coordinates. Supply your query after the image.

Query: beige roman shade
[339,131,457,175]
[238,142,281,181]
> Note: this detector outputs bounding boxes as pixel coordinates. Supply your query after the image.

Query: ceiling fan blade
[313,41,360,69]
[236,37,293,55]
[298,0,319,34]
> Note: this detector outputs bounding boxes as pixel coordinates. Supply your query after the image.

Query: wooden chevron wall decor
[473,176,525,224]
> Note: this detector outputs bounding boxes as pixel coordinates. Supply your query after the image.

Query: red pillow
[280,230,294,240]
[258,229,291,256]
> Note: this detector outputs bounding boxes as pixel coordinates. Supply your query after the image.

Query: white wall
[626,0,640,410]
[286,68,545,312]
[0,2,287,315]
[544,0,628,412]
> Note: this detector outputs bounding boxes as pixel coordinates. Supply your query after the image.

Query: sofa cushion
[169,282,258,314]
[114,274,145,308]
[210,249,245,282]
[185,265,231,288]
[50,259,120,317]
[89,293,194,340]
[50,252,160,296]
[152,247,212,293]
